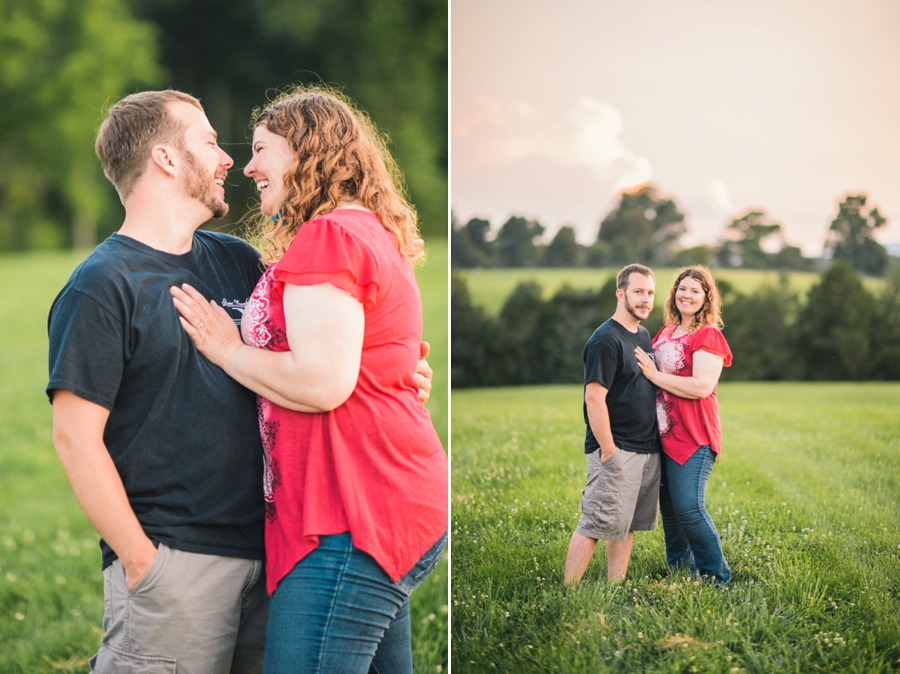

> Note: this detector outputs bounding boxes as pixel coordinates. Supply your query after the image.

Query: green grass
[0,239,447,673]
[457,268,885,315]
[451,383,900,672]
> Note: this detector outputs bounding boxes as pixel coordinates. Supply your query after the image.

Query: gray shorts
[575,449,660,541]
[90,542,269,674]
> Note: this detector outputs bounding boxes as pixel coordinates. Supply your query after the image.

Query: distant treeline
[0,0,447,252]
[453,186,894,277]
[451,262,900,388]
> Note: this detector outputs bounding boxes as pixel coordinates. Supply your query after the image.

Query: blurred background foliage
[453,187,895,278]
[451,263,900,387]
[0,0,448,252]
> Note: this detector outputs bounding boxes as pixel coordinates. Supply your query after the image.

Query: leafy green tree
[716,210,814,271]
[585,241,612,267]
[870,266,900,380]
[450,272,496,387]
[131,0,448,237]
[773,244,814,271]
[825,194,889,276]
[795,262,876,380]
[673,245,716,267]
[542,226,583,267]
[720,210,782,269]
[532,284,610,382]
[451,216,492,268]
[597,184,686,264]
[0,0,160,250]
[720,278,802,381]
[494,216,544,267]
[447,275,647,388]
[495,281,546,383]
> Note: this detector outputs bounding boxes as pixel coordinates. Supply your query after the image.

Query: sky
[451,0,900,255]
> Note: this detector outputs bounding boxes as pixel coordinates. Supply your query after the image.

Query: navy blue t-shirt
[48,231,266,569]
[582,318,661,454]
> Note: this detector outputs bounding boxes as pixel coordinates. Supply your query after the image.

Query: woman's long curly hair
[246,84,424,265]
[663,266,724,332]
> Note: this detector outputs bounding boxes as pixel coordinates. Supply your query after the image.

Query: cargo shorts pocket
[579,493,620,535]
[581,493,618,517]
[90,644,176,673]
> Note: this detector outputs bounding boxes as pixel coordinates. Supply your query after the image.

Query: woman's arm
[172,282,363,412]
[635,347,724,400]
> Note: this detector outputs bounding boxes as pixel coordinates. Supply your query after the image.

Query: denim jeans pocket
[397,531,447,595]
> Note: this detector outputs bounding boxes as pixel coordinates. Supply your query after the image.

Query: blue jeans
[263,532,447,674]
[659,447,731,585]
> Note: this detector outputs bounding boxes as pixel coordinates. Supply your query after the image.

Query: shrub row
[451,263,900,387]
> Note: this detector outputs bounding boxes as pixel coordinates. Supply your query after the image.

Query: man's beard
[624,296,650,321]
[182,149,229,219]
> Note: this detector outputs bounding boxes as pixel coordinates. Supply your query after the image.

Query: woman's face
[244,124,295,217]
[674,275,706,320]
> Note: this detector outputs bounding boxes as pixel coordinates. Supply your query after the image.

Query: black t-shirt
[48,232,266,569]
[582,318,661,454]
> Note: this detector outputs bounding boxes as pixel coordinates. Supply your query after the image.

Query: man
[47,91,432,672]
[564,263,662,585]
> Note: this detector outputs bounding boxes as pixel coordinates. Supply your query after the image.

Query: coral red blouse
[241,209,448,594]
[651,324,733,465]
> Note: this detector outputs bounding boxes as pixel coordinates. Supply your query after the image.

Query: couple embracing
[48,87,447,673]
[564,263,732,586]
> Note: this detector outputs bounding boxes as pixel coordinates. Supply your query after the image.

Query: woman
[170,85,448,673]
[634,266,732,585]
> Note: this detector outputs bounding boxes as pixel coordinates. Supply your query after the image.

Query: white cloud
[569,98,626,169]
[617,157,654,189]
[453,96,652,185]
[452,96,659,240]
[709,179,735,213]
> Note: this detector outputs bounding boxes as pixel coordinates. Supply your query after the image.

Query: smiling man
[47,90,271,673]
[48,90,434,673]
[564,263,662,585]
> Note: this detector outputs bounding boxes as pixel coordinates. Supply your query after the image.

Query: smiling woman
[171,84,448,674]
[635,265,732,585]
[245,126,295,217]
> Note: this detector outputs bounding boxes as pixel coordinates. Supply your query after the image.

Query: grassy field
[457,267,885,315]
[0,238,448,673]
[451,383,900,672]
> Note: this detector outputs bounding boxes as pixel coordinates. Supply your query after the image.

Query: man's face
[621,272,655,321]
[171,102,234,219]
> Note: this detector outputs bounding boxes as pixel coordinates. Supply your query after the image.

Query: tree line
[453,185,894,277]
[451,262,900,388]
[0,0,447,252]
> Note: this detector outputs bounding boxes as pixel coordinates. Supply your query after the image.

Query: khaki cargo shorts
[575,448,660,541]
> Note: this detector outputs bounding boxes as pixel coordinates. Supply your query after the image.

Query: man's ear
[149,144,178,179]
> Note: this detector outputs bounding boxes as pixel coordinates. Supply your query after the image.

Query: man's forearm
[56,438,155,562]
[587,406,617,456]
[585,384,617,459]
[52,392,156,586]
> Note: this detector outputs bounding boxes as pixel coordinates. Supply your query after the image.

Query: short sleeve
[692,325,733,367]
[585,331,620,390]
[273,217,380,309]
[47,288,126,408]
